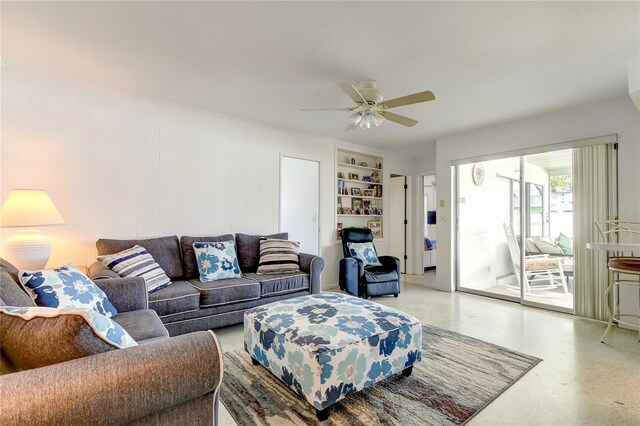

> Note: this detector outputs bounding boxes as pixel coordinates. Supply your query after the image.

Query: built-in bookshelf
[336,148,384,241]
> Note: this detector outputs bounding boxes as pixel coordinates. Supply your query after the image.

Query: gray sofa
[89,233,325,336]
[0,258,223,425]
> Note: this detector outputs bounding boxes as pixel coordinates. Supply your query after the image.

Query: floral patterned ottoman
[244,293,422,420]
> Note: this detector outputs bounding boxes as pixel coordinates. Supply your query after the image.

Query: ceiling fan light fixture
[371,111,384,127]
[349,111,363,126]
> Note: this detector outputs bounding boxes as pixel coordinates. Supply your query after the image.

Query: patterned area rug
[220,324,541,425]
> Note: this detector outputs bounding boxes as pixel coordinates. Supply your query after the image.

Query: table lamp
[1,189,65,270]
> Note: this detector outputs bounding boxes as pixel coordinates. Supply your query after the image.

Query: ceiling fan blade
[338,82,367,105]
[301,107,357,111]
[379,90,435,109]
[345,123,357,131]
[379,111,419,127]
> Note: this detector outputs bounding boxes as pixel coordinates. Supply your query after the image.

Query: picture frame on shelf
[352,198,362,214]
[363,200,372,213]
[351,188,361,196]
[348,172,359,181]
[337,223,343,240]
[368,220,383,238]
[362,189,375,197]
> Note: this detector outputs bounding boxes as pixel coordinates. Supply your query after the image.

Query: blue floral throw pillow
[193,241,242,282]
[346,242,382,266]
[1,306,136,370]
[19,264,117,318]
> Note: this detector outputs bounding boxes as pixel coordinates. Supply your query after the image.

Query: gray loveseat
[89,233,325,336]
[0,258,223,425]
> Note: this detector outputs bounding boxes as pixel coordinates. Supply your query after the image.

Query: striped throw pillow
[97,245,171,293]
[256,238,300,275]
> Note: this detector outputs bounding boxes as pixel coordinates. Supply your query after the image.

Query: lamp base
[4,229,51,270]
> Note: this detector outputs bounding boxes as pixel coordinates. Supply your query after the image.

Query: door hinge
[404,184,408,190]
[404,255,408,260]
[404,219,408,225]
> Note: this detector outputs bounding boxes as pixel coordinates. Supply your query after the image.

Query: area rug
[220,324,541,425]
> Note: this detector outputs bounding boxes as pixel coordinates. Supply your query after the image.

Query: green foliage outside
[550,175,572,193]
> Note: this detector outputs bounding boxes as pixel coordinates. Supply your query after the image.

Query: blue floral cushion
[18,264,117,318]
[193,241,242,282]
[346,242,382,266]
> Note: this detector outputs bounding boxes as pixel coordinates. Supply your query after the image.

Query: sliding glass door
[456,149,576,313]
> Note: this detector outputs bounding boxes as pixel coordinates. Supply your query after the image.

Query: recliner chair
[339,227,401,298]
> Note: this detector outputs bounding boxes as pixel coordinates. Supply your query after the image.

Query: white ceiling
[2,1,638,155]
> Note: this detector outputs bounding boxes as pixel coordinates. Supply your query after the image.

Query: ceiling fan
[302,80,435,130]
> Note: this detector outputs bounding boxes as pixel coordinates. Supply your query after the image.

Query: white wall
[435,97,640,294]
[0,67,415,287]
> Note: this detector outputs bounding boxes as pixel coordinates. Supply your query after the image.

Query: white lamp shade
[1,189,65,228]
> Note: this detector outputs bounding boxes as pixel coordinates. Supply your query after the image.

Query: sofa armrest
[88,261,120,280]
[299,253,325,294]
[94,276,148,313]
[378,255,400,273]
[0,330,223,425]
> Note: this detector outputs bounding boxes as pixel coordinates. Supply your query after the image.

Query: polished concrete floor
[216,272,640,425]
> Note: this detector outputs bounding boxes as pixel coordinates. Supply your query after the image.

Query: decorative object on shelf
[337,223,343,240]
[472,163,485,186]
[352,198,363,214]
[348,172,359,181]
[342,207,354,215]
[360,162,368,167]
[363,189,375,197]
[363,200,372,214]
[338,172,345,179]
[368,221,383,238]
[1,189,65,270]
[371,171,381,183]
[350,157,356,165]
[376,162,383,169]
[351,188,361,196]
[363,175,373,182]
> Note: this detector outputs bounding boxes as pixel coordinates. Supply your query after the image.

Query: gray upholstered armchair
[339,227,401,298]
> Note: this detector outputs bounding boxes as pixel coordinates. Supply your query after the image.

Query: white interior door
[389,175,406,273]
[280,156,320,255]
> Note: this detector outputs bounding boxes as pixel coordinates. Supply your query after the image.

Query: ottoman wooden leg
[402,366,413,377]
[251,357,260,366]
[316,407,330,421]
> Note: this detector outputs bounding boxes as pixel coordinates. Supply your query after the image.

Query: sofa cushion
[0,306,136,370]
[97,245,172,293]
[256,238,300,275]
[148,280,200,317]
[244,272,309,297]
[188,277,260,307]
[193,241,242,282]
[180,235,234,280]
[0,259,36,307]
[19,264,117,318]
[112,310,169,343]
[96,236,184,280]
[235,232,288,273]
[532,237,564,255]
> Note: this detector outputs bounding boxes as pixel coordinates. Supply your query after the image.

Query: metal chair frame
[594,220,640,343]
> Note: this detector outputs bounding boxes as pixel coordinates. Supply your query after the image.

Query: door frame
[453,134,618,315]
[278,154,322,256]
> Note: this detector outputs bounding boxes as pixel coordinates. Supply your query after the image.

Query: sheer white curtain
[573,144,617,320]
